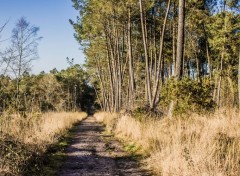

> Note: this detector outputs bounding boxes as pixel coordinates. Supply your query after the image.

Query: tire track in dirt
[57,116,152,176]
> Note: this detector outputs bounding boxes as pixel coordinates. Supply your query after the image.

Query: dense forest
[70,0,239,115]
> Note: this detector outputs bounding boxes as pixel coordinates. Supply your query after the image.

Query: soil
[57,116,152,176]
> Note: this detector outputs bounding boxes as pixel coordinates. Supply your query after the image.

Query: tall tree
[4,17,42,110]
[175,0,185,80]
[238,49,240,109]
[139,0,153,108]
[128,4,135,108]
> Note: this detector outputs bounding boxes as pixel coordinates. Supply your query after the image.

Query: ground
[57,116,152,176]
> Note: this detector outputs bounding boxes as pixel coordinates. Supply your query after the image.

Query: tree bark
[238,49,240,109]
[175,0,185,80]
[217,53,223,107]
[104,27,115,112]
[169,0,185,117]
[172,2,177,76]
[128,6,135,108]
[139,0,153,108]
[151,0,171,108]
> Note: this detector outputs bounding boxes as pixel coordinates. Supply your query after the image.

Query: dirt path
[57,116,152,176]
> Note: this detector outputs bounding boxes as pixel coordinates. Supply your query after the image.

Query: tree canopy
[70,0,240,114]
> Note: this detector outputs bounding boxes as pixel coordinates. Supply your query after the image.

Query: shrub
[160,77,215,115]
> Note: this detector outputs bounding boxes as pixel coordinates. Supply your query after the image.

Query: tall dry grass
[95,109,240,176]
[0,112,87,175]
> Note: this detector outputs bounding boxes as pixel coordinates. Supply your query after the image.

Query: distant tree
[50,68,58,74]
[2,17,42,110]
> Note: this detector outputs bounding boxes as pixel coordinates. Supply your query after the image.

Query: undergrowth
[0,112,87,175]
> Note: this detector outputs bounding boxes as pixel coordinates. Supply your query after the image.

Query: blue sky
[0,0,84,74]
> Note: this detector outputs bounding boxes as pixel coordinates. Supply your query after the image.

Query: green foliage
[70,0,239,113]
[130,106,163,121]
[0,64,97,113]
[0,134,43,175]
[160,78,215,115]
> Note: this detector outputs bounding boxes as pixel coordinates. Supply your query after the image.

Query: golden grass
[94,109,240,175]
[0,112,87,175]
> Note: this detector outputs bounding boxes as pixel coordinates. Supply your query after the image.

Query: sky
[0,0,85,74]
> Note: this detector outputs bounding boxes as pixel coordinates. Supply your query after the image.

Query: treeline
[71,0,239,114]
[0,64,96,113]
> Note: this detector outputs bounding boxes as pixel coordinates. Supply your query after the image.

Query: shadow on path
[57,116,152,176]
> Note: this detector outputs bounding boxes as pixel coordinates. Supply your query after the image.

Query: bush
[0,134,42,175]
[160,77,215,115]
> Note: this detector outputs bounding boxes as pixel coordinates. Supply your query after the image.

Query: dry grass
[95,109,240,176]
[0,112,87,175]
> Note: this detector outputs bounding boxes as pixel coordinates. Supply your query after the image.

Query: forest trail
[57,116,152,176]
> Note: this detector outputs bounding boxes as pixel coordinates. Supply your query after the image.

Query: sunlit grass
[0,112,87,175]
[95,108,240,175]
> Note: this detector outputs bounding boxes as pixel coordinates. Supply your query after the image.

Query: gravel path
[57,116,152,176]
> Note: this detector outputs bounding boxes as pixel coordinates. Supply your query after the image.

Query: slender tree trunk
[105,28,115,112]
[16,54,22,111]
[172,2,177,76]
[161,55,165,84]
[227,75,234,107]
[202,22,212,79]
[169,0,185,117]
[175,0,185,80]
[169,64,172,78]
[195,51,201,81]
[116,28,122,111]
[128,6,135,108]
[96,58,108,111]
[206,43,212,79]
[151,0,171,108]
[187,60,190,77]
[217,3,226,107]
[217,53,223,107]
[238,49,240,109]
[213,64,219,101]
[139,0,152,108]
[153,6,158,81]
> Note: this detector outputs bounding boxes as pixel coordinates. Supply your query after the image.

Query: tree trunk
[169,0,185,117]
[151,0,171,108]
[139,0,152,108]
[217,53,223,107]
[238,49,240,109]
[206,44,212,79]
[172,2,177,76]
[175,0,185,80]
[104,28,115,112]
[128,6,135,108]
[195,51,201,81]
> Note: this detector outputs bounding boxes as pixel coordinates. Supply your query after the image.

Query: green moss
[40,137,69,175]
[40,124,79,176]
[122,142,145,160]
